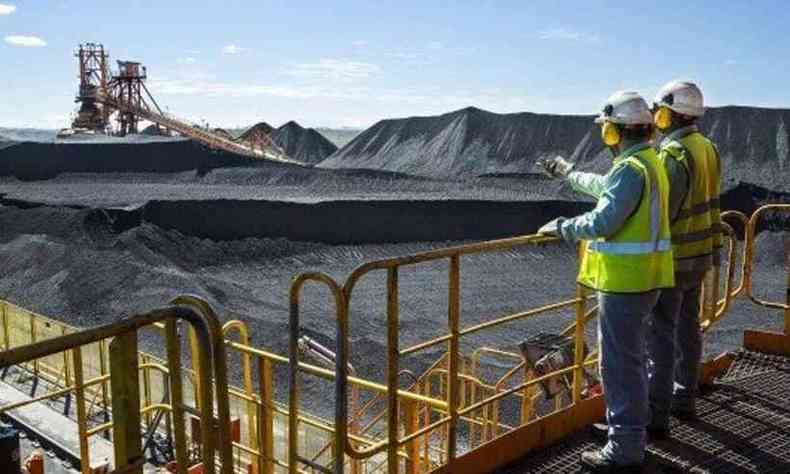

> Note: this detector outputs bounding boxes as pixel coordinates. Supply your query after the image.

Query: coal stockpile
[3,177,785,237]
[320,105,790,191]
[0,136,302,180]
[140,199,590,243]
[238,121,275,140]
[320,106,602,177]
[271,121,338,164]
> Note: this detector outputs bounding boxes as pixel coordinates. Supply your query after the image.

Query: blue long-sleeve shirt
[558,144,648,242]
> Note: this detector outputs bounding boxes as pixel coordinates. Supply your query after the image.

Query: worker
[647,80,721,432]
[537,91,674,472]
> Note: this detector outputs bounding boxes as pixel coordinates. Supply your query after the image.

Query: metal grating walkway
[496,351,790,473]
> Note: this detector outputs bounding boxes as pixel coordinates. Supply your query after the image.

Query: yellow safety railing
[0,295,235,474]
[0,302,160,472]
[741,204,790,356]
[744,205,790,311]
[288,220,750,474]
[292,234,594,474]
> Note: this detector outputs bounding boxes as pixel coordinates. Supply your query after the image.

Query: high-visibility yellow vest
[578,144,675,293]
[660,126,722,274]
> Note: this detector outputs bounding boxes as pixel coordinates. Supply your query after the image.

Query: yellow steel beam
[387,267,400,474]
[73,346,91,474]
[258,357,275,474]
[223,320,258,474]
[165,320,188,474]
[446,256,460,463]
[572,282,587,404]
[110,332,143,474]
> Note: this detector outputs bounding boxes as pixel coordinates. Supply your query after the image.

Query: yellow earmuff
[601,121,621,147]
[654,106,673,130]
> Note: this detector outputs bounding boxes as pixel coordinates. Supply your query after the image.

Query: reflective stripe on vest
[675,198,720,220]
[589,239,672,254]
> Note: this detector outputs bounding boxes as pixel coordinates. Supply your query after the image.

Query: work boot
[590,423,670,441]
[580,450,643,473]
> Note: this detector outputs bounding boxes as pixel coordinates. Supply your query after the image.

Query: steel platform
[497,350,790,473]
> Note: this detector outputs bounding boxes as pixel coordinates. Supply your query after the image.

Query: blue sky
[1,1,788,129]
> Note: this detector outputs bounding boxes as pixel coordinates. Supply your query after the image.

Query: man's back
[660,127,722,287]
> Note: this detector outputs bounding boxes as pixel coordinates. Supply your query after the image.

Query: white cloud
[427,41,444,50]
[177,57,197,64]
[352,40,368,47]
[0,4,15,15]
[222,43,246,55]
[284,58,381,83]
[4,35,47,47]
[724,59,737,66]
[537,27,600,43]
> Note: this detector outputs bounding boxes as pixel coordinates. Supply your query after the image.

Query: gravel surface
[0,171,561,206]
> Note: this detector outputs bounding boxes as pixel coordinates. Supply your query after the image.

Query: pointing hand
[538,156,574,179]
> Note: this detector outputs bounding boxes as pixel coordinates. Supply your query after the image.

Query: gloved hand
[538,156,574,179]
[537,217,565,238]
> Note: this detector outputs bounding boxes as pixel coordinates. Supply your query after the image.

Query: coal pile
[321,105,790,191]
[0,138,303,180]
[698,106,790,191]
[321,106,602,177]
[238,121,274,141]
[271,121,338,164]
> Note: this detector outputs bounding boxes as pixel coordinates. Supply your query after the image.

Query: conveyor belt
[497,351,790,473]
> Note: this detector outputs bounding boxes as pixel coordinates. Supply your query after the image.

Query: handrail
[701,221,738,331]
[744,204,790,310]
[721,210,750,297]
[0,362,167,414]
[170,295,234,474]
[289,272,348,474]
[222,319,258,474]
[332,233,577,472]
[0,299,233,474]
[325,216,762,472]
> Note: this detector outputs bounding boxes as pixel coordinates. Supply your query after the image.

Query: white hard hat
[594,91,653,126]
[653,80,704,117]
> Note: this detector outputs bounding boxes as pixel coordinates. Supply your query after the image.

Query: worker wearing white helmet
[537,91,674,472]
[647,80,722,434]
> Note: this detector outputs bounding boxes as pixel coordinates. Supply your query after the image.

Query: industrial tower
[71,43,110,132]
